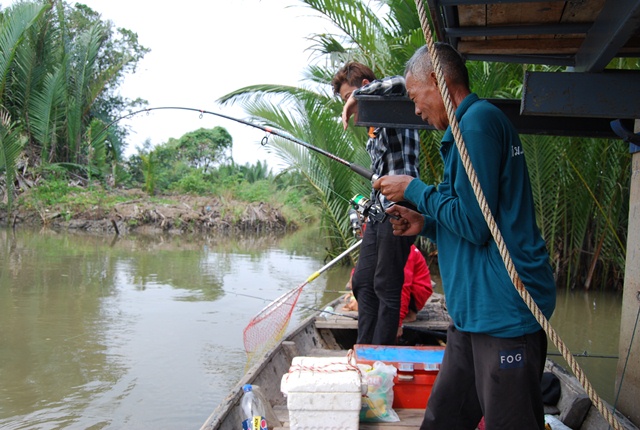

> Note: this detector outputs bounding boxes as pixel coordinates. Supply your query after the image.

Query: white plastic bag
[545,414,572,430]
[358,361,400,422]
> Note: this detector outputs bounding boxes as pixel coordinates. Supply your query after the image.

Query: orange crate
[354,344,445,409]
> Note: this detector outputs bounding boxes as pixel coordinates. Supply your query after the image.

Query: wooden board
[273,405,426,429]
[315,293,451,332]
[454,1,604,48]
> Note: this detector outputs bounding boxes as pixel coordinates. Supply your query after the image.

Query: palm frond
[29,65,66,149]
[300,0,394,70]
[236,90,367,249]
[218,84,308,105]
[0,110,25,210]
[65,22,105,162]
[523,134,563,245]
[0,2,50,97]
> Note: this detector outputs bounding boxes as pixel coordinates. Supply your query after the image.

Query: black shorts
[421,325,547,430]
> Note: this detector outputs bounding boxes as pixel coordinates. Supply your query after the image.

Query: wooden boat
[199,293,638,430]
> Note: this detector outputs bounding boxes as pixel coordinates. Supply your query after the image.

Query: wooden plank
[315,319,358,329]
[486,2,565,41]
[457,4,487,27]
[557,0,606,40]
[562,0,606,22]
[457,38,583,55]
[457,5,488,42]
[316,293,452,332]
[360,409,427,428]
[545,360,592,429]
[618,129,640,424]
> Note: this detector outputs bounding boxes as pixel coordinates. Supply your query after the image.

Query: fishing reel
[348,208,362,237]
[350,194,388,224]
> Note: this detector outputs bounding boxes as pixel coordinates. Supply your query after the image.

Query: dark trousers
[421,325,547,430]
[351,219,415,345]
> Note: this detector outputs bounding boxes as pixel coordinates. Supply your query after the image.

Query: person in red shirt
[400,244,433,325]
[396,244,432,338]
[344,243,433,337]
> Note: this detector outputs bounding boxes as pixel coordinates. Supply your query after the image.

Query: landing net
[242,239,362,364]
[243,283,305,359]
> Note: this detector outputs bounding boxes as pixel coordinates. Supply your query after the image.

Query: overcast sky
[66,0,333,169]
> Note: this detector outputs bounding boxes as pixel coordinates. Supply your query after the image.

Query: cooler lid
[281,356,363,394]
[354,344,445,371]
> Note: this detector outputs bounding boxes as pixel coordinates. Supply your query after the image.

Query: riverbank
[1,187,295,235]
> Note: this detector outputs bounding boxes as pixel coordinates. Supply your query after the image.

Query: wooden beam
[457,38,583,55]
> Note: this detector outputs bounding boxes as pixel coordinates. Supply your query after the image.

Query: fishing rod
[104,106,378,181]
[105,106,392,222]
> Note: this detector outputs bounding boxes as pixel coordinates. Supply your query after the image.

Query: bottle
[319,305,334,319]
[241,384,268,430]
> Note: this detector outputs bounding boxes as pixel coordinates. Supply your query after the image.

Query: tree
[176,127,232,173]
[0,110,25,210]
[0,1,49,207]
[0,0,149,187]
[218,0,630,290]
[219,0,426,255]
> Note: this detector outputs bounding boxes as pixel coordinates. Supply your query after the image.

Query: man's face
[338,83,360,103]
[406,71,447,130]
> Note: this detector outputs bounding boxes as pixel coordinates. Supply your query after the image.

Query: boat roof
[357,1,640,138]
[428,0,640,69]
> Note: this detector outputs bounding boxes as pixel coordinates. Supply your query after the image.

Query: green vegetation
[0,0,635,290]
[0,0,317,229]
[123,130,318,224]
[218,0,633,291]
[0,0,147,204]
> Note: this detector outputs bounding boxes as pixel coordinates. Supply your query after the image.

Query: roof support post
[617,119,640,425]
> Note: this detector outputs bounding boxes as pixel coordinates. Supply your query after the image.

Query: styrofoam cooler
[281,356,364,430]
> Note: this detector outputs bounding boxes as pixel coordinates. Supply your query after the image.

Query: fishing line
[546,351,619,360]
[228,290,357,320]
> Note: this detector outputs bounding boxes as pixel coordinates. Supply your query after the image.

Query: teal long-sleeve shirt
[404,94,556,337]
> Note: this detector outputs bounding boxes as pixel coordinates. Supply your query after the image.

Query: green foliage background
[0,0,634,290]
[218,0,633,291]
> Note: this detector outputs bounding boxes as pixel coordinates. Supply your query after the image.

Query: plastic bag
[358,361,400,422]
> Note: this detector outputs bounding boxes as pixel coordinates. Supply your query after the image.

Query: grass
[5,178,319,231]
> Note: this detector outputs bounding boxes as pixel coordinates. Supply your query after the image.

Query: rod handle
[349,163,377,182]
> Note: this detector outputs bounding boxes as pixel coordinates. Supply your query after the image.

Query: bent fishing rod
[104,106,378,182]
[105,106,394,222]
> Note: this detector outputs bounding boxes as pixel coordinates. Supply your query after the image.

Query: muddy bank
[2,189,294,235]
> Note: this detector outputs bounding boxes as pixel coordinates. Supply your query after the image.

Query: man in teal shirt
[373,43,556,429]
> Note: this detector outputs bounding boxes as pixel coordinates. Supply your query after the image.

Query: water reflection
[548,289,622,406]
[0,228,623,429]
[0,228,349,429]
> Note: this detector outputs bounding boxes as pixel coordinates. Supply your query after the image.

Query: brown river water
[0,228,623,429]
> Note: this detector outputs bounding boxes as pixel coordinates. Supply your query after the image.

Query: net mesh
[243,282,306,360]
[242,239,361,365]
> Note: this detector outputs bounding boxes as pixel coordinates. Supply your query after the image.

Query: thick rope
[413,2,623,428]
